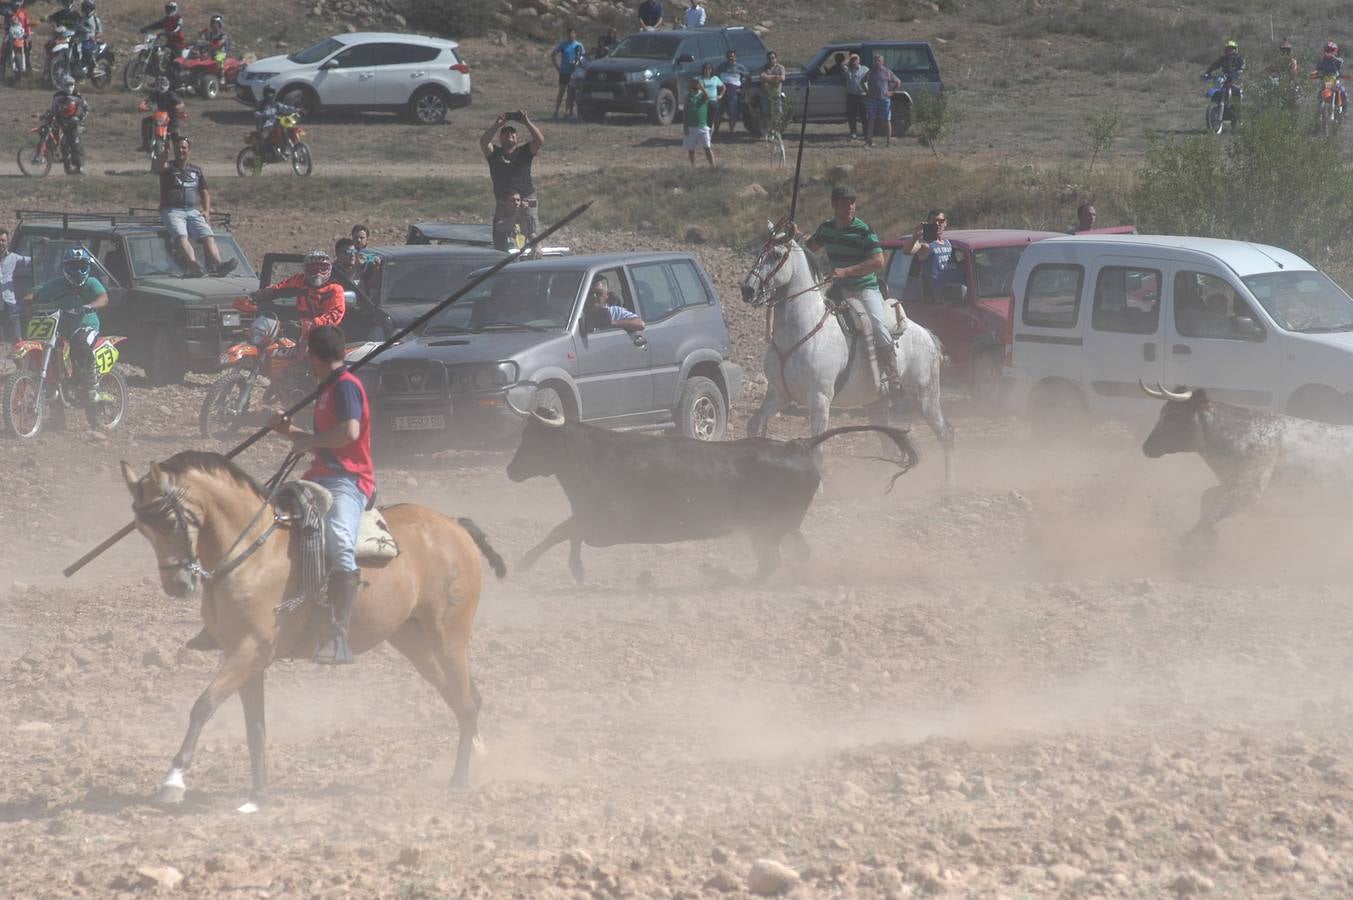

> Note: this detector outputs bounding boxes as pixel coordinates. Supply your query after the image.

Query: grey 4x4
[355,252,743,448]
[576,26,768,125]
[782,40,943,136]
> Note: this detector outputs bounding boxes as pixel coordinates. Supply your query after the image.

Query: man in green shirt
[796,185,900,390]
[25,246,108,403]
[682,78,715,167]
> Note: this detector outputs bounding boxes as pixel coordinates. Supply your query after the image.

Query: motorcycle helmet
[80,0,94,14]
[209,14,223,30]
[56,72,76,94]
[303,250,332,288]
[1326,41,1339,56]
[165,1,177,14]
[62,247,93,286]
[1224,39,1238,51]
[154,75,170,93]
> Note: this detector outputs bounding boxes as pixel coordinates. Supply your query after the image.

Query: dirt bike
[123,31,177,92]
[236,113,312,177]
[67,32,113,88]
[42,25,71,84]
[1203,72,1242,134]
[17,112,81,177]
[2,19,31,86]
[199,297,311,440]
[2,308,128,439]
[174,42,241,99]
[1315,73,1345,135]
[139,100,185,165]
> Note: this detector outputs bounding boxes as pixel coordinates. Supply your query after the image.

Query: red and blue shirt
[304,366,375,498]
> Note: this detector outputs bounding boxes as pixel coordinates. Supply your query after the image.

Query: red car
[882,227,1134,410]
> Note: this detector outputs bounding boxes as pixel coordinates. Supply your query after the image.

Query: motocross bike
[237,112,312,176]
[17,111,81,177]
[123,31,178,92]
[2,18,30,86]
[199,297,311,440]
[1203,72,1242,134]
[42,25,71,84]
[139,100,185,165]
[1315,73,1345,135]
[2,308,128,439]
[174,42,241,99]
[65,31,112,87]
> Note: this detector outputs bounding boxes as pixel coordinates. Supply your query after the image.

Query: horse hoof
[155,784,185,806]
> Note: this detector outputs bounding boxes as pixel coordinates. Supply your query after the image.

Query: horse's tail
[800,425,920,492]
[457,517,507,579]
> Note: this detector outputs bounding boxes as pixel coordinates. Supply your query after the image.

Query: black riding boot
[314,568,358,665]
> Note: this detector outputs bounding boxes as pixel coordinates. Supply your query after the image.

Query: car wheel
[1027,379,1087,438]
[143,325,185,386]
[677,375,727,441]
[650,87,677,126]
[533,384,571,420]
[1288,385,1351,424]
[198,73,220,100]
[409,86,449,124]
[578,102,606,123]
[278,86,315,118]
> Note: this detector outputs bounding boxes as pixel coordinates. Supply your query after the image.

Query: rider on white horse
[789,185,904,393]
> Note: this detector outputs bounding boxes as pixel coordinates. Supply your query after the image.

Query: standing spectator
[1067,202,1097,234]
[844,53,866,139]
[715,49,749,135]
[350,223,382,287]
[550,27,586,119]
[594,28,620,58]
[0,227,34,345]
[682,77,715,167]
[757,50,786,138]
[154,135,237,277]
[700,61,724,129]
[862,53,901,147]
[638,0,663,30]
[682,0,705,28]
[900,208,959,303]
[480,112,545,252]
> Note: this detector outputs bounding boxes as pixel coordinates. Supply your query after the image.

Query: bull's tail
[457,517,508,579]
[801,425,920,493]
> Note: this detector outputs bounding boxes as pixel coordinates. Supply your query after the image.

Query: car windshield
[288,38,344,64]
[377,255,501,306]
[1242,270,1353,333]
[126,234,255,279]
[970,246,1025,299]
[423,270,583,333]
[608,35,680,61]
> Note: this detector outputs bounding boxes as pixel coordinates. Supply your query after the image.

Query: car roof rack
[17,208,233,229]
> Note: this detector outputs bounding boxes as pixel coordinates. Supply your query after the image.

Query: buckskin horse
[740,228,955,484]
[121,450,505,811]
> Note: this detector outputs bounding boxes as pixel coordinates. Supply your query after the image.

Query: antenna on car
[62,202,594,578]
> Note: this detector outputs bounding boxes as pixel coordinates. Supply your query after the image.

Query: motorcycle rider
[1203,39,1246,81]
[45,0,79,32]
[252,85,299,158]
[140,1,185,50]
[1312,40,1346,114]
[195,13,229,72]
[137,75,185,153]
[47,73,88,175]
[23,247,107,404]
[1,0,33,76]
[248,249,346,344]
[71,0,99,76]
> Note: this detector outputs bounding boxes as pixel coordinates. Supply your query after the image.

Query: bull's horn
[503,381,539,417]
[1160,384,1194,401]
[533,408,566,428]
[1139,380,1166,399]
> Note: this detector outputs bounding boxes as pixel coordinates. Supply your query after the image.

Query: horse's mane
[158,450,267,499]
[787,238,827,284]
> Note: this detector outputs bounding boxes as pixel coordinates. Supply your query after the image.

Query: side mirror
[676,53,695,64]
[320,58,339,70]
[1231,315,1263,339]
[940,282,968,306]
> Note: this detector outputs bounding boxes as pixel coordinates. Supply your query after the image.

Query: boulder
[748,859,799,895]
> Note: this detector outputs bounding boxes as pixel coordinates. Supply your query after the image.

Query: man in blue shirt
[638,0,663,30]
[550,28,586,119]
[900,208,961,303]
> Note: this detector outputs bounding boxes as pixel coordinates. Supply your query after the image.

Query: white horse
[740,232,954,484]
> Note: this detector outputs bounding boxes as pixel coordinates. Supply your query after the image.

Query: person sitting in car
[586,277,645,333]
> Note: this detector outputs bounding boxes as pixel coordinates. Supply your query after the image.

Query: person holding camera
[900,208,959,303]
[480,111,545,253]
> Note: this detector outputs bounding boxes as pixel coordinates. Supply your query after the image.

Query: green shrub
[912,92,961,157]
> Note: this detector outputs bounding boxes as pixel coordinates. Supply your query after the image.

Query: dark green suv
[574,26,769,125]
[11,209,258,385]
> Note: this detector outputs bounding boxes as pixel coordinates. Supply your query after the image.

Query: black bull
[506,411,920,583]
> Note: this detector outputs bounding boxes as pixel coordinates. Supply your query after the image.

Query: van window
[1242,269,1353,334]
[693,33,725,60]
[1091,265,1161,335]
[631,262,682,319]
[876,46,933,73]
[728,32,764,59]
[1174,271,1262,340]
[1022,264,1083,328]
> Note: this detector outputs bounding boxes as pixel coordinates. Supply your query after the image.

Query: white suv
[236,32,471,124]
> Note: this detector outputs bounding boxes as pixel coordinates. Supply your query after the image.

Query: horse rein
[747,233,834,309]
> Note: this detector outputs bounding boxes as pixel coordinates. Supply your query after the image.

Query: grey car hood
[368,328,572,367]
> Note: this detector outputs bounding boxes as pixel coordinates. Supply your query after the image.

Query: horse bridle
[746,229,834,309]
[134,481,281,586]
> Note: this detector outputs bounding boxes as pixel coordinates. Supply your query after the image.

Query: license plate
[394,414,446,431]
[221,311,240,327]
[585,90,611,99]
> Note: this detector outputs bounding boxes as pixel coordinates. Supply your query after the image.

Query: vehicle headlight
[623,69,655,82]
[473,362,518,390]
[186,308,213,328]
[220,311,241,328]
[248,71,277,82]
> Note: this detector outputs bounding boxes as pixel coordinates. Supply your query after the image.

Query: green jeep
[10,209,257,385]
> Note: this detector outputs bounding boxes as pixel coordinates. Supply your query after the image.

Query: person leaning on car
[480,112,544,254]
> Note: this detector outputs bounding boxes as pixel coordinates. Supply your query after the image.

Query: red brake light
[450,62,470,74]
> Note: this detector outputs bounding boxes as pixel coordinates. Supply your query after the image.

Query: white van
[1005,234,1353,425]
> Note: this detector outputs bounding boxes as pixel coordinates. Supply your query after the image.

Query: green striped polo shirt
[811,216,882,289]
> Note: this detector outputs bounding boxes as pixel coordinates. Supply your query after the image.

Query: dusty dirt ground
[3,235,1353,897]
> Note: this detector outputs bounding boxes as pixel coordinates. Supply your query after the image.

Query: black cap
[831,185,858,201]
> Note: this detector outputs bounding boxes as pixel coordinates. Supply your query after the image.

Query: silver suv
[236,32,472,124]
[356,253,743,448]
